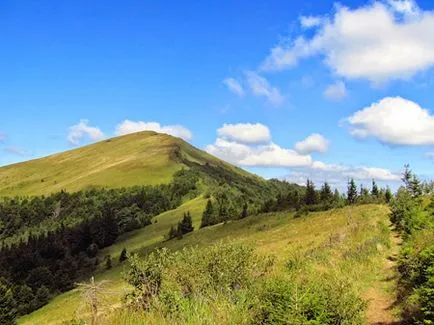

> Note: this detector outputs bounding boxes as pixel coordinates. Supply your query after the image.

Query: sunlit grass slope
[19,203,393,325]
[0,131,251,196]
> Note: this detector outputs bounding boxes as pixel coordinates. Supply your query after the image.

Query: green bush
[124,244,274,314]
[253,275,366,325]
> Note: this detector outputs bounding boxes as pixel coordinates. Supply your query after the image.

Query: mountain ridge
[0,131,255,196]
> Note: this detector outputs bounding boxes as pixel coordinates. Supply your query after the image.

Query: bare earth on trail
[364,225,402,325]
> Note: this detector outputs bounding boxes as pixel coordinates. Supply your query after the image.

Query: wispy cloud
[223,78,245,97]
[245,71,284,106]
[4,146,31,156]
[324,81,347,102]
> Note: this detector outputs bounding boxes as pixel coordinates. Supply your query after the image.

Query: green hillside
[0,131,251,196]
[18,203,399,324]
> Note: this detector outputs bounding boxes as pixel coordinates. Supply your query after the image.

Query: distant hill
[0,131,253,196]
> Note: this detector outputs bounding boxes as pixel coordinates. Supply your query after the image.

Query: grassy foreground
[19,202,396,324]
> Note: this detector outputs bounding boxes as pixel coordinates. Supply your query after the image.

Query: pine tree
[178,212,194,235]
[167,225,178,240]
[320,182,332,203]
[119,248,128,262]
[304,179,317,205]
[104,255,112,270]
[0,281,16,325]
[333,189,341,205]
[201,200,214,228]
[241,203,248,219]
[371,179,379,197]
[347,179,358,204]
[385,187,392,203]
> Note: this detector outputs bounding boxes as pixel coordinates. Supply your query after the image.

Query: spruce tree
[178,212,194,235]
[304,179,317,205]
[201,200,214,228]
[119,248,128,262]
[347,179,358,204]
[241,203,248,219]
[320,182,332,203]
[371,179,379,197]
[385,187,392,203]
[104,255,112,270]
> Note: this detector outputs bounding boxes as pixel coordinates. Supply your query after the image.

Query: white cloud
[115,120,192,141]
[223,78,245,97]
[245,71,284,105]
[300,16,322,28]
[425,151,434,159]
[261,1,434,84]
[387,0,420,16]
[345,96,434,146]
[284,161,400,189]
[295,133,330,154]
[206,138,312,168]
[68,120,105,146]
[206,124,400,188]
[0,132,7,143]
[217,123,271,144]
[324,81,347,101]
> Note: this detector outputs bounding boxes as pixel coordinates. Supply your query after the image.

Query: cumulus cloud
[206,138,312,168]
[345,96,434,146]
[324,81,347,101]
[223,78,245,97]
[295,133,329,154]
[425,152,434,159]
[245,71,284,105]
[217,123,271,144]
[261,1,434,84]
[115,120,192,141]
[68,120,105,146]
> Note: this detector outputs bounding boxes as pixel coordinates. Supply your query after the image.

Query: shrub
[253,274,366,325]
[124,244,274,313]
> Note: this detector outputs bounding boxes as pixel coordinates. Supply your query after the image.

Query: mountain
[0,131,252,196]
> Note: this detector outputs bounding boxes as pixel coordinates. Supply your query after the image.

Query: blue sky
[1,0,434,189]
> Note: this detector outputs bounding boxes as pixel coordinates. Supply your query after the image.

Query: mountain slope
[0,131,251,196]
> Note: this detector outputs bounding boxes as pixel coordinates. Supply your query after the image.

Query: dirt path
[364,225,402,325]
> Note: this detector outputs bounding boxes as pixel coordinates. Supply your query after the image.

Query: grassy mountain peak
[0,131,250,196]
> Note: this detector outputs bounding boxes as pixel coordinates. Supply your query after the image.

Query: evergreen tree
[119,248,128,262]
[0,281,16,325]
[333,189,341,205]
[402,164,422,197]
[201,200,214,228]
[371,179,379,197]
[320,182,333,203]
[167,225,178,240]
[304,179,317,205]
[104,255,112,270]
[241,203,248,219]
[347,179,358,205]
[385,187,393,203]
[178,212,194,235]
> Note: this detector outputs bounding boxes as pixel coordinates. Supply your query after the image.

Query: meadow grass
[19,204,393,324]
